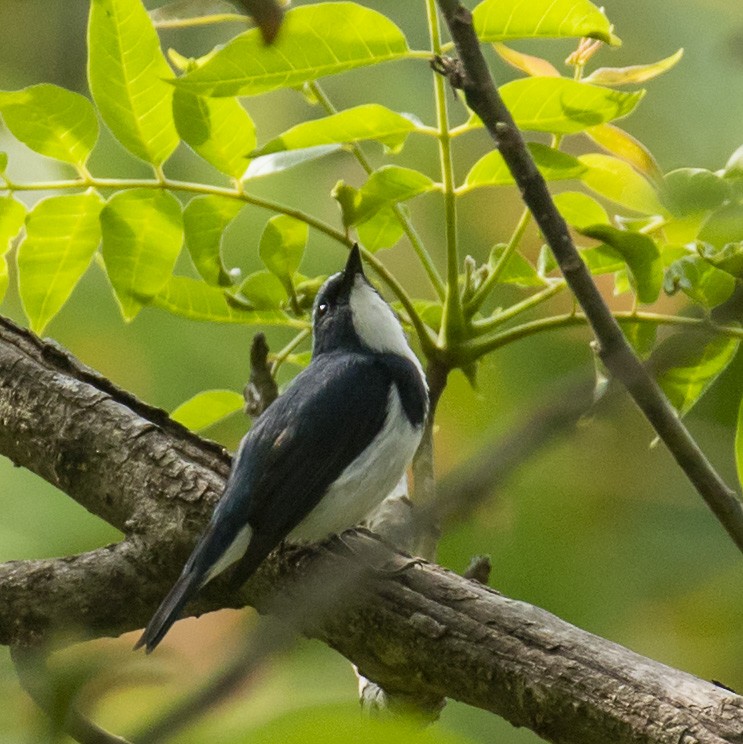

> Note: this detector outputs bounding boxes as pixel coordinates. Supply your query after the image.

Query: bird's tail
[134,569,202,654]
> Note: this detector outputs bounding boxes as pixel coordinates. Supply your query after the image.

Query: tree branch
[431,0,743,554]
[1,316,742,744]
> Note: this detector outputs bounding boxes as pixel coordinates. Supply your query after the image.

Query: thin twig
[432,0,743,554]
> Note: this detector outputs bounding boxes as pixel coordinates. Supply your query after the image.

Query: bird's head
[312,244,417,363]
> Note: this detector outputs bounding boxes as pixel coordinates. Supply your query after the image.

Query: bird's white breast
[287,384,423,542]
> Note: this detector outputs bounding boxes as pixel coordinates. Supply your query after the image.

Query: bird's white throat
[349,277,424,378]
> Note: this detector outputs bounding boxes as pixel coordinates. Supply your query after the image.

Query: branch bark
[1,315,742,744]
[432,0,743,555]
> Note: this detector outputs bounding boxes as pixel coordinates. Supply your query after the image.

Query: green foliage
[0,196,26,304]
[171,389,245,430]
[0,85,98,168]
[738,398,743,491]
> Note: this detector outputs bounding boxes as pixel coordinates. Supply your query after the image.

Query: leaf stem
[271,328,311,376]
[307,81,446,300]
[462,310,743,362]
[426,0,463,347]
[471,280,566,333]
[465,207,532,315]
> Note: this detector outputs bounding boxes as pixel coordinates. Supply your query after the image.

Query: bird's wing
[136,354,391,652]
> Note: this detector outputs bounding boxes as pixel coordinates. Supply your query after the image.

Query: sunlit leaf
[239,270,286,308]
[699,242,743,278]
[488,244,544,286]
[473,0,618,45]
[492,43,559,77]
[585,123,663,183]
[285,350,312,368]
[183,195,244,286]
[553,191,609,230]
[583,49,684,86]
[698,204,743,249]
[101,190,183,321]
[352,166,434,225]
[462,142,585,191]
[579,224,662,303]
[724,144,743,179]
[245,145,342,178]
[357,206,405,252]
[17,192,104,334]
[652,331,739,417]
[173,91,256,177]
[0,196,26,304]
[259,215,308,291]
[254,105,418,157]
[579,153,665,214]
[0,84,98,167]
[619,321,657,357]
[150,0,251,28]
[495,78,643,134]
[295,274,326,311]
[661,168,731,217]
[663,255,736,308]
[580,244,625,274]
[174,3,409,97]
[171,389,244,431]
[88,0,179,165]
[153,274,304,326]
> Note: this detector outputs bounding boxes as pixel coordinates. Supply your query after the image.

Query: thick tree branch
[1,316,742,744]
[432,0,743,554]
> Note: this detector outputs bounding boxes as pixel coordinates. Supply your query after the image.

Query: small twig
[10,645,133,744]
[432,0,743,555]
[243,333,279,417]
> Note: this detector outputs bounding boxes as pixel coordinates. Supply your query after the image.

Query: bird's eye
[317,302,329,317]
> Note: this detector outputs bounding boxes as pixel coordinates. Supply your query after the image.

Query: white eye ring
[317,302,329,317]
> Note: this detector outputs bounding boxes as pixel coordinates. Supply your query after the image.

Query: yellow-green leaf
[553,191,609,230]
[183,195,244,286]
[171,389,244,431]
[352,166,434,225]
[583,49,684,86]
[174,3,409,97]
[736,398,743,492]
[88,0,179,165]
[357,206,405,252]
[17,192,104,334]
[259,215,308,283]
[0,84,98,167]
[173,91,255,177]
[153,274,305,326]
[462,142,585,192]
[473,0,618,45]
[0,196,26,304]
[101,190,183,321]
[150,0,251,28]
[585,123,663,183]
[254,104,418,156]
[579,153,665,214]
[493,43,560,78]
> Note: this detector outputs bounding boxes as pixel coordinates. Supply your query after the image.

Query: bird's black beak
[344,243,365,278]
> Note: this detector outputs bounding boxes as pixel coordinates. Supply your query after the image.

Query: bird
[135,244,429,652]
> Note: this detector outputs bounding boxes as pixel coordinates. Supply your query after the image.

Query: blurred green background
[0,1,742,742]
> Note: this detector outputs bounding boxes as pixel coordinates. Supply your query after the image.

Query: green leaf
[357,206,405,252]
[88,0,179,165]
[473,0,618,45]
[351,166,434,225]
[171,389,244,431]
[174,3,409,97]
[245,145,342,179]
[663,255,736,308]
[493,43,560,78]
[150,0,250,28]
[259,215,308,288]
[652,331,739,417]
[0,196,26,304]
[583,49,684,86]
[579,153,665,214]
[183,195,243,287]
[698,204,743,249]
[254,105,418,157]
[488,244,544,286]
[699,242,743,278]
[173,91,256,177]
[488,79,643,135]
[737,398,743,492]
[153,274,303,325]
[101,189,183,321]
[661,168,731,217]
[239,270,286,308]
[462,142,585,191]
[579,224,662,303]
[553,191,609,230]
[0,84,98,167]
[580,244,625,275]
[17,192,104,334]
[724,144,743,179]
[584,123,663,183]
[619,321,657,358]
